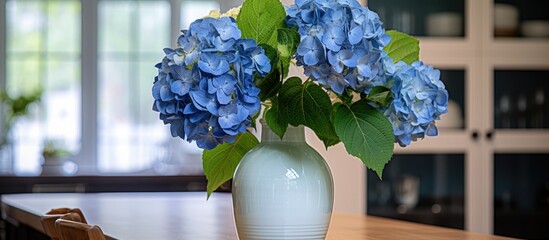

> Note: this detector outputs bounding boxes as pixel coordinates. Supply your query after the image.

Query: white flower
[207,9,221,18]
[206,6,241,19]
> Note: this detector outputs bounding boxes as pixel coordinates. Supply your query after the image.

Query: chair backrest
[55,219,107,240]
[41,208,87,240]
[59,212,85,223]
[46,208,88,223]
[41,214,65,240]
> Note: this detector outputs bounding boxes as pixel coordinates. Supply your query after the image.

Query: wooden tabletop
[1,192,513,240]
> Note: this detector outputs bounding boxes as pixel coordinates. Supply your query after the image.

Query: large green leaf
[384,30,420,64]
[202,132,259,198]
[264,96,288,139]
[334,100,394,178]
[278,78,339,148]
[236,0,286,49]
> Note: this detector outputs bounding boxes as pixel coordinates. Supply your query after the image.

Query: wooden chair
[41,208,87,240]
[55,219,107,240]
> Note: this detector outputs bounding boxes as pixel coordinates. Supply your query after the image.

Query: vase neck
[261,121,305,143]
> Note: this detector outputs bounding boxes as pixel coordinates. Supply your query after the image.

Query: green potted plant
[40,139,72,176]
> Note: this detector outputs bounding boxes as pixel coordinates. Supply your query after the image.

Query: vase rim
[260,119,305,143]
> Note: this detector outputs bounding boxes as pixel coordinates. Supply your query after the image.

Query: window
[1,0,228,176]
[5,0,81,175]
[97,0,171,173]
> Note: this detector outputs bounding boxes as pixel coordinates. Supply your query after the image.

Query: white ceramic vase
[232,122,334,240]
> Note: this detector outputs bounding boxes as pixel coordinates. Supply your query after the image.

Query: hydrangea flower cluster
[383,61,449,146]
[286,0,391,94]
[152,17,271,150]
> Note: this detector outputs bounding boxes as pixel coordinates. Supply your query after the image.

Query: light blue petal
[171,80,191,96]
[348,26,363,45]
[189,90,210,111]
[159,83,174,101]
[216,91,231,105]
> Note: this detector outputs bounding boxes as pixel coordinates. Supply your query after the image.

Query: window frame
[0,0,7,140]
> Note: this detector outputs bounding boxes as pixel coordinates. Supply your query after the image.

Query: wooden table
[1,192,512,240]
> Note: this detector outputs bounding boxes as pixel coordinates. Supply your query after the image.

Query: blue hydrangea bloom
[383,61,449,146]
[152,17,271,150]
[286,0,390,94]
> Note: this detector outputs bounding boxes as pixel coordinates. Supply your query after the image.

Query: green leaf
[277,28,300,58]
[337,90,354,106]
[237,0,286,49]
[318,133,340,148]
[384,30,420,64]
[366,86,393,107]
[255,44,281,101]
[278,56,291,80]
[259,43,279,69]
[334,100,394,178]
[264,96,288,138]
[202,132,259,198]
[279,78,339,148]
[257,69,282,101]
[276,28,300,78]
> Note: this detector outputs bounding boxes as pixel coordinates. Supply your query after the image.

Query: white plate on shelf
[425,12,463,37]
[521,20,549,38]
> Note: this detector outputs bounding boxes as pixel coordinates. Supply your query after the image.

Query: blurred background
[0,0,548,239]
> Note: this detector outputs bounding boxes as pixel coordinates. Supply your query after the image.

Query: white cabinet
[358,0,549,238]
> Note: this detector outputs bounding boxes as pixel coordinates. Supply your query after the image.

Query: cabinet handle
[486,130,494,141]
[471,131,479,140]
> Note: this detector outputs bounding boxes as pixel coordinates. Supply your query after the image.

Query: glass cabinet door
[492,70,549,239]
[493,0,549,38]
[365,0,549,236]
[367,154,465,229]
[494,154,549,239]
[494,70,549,129]
[368,0,465,37]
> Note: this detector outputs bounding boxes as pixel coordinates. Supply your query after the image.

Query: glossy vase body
[232,123,334,240]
